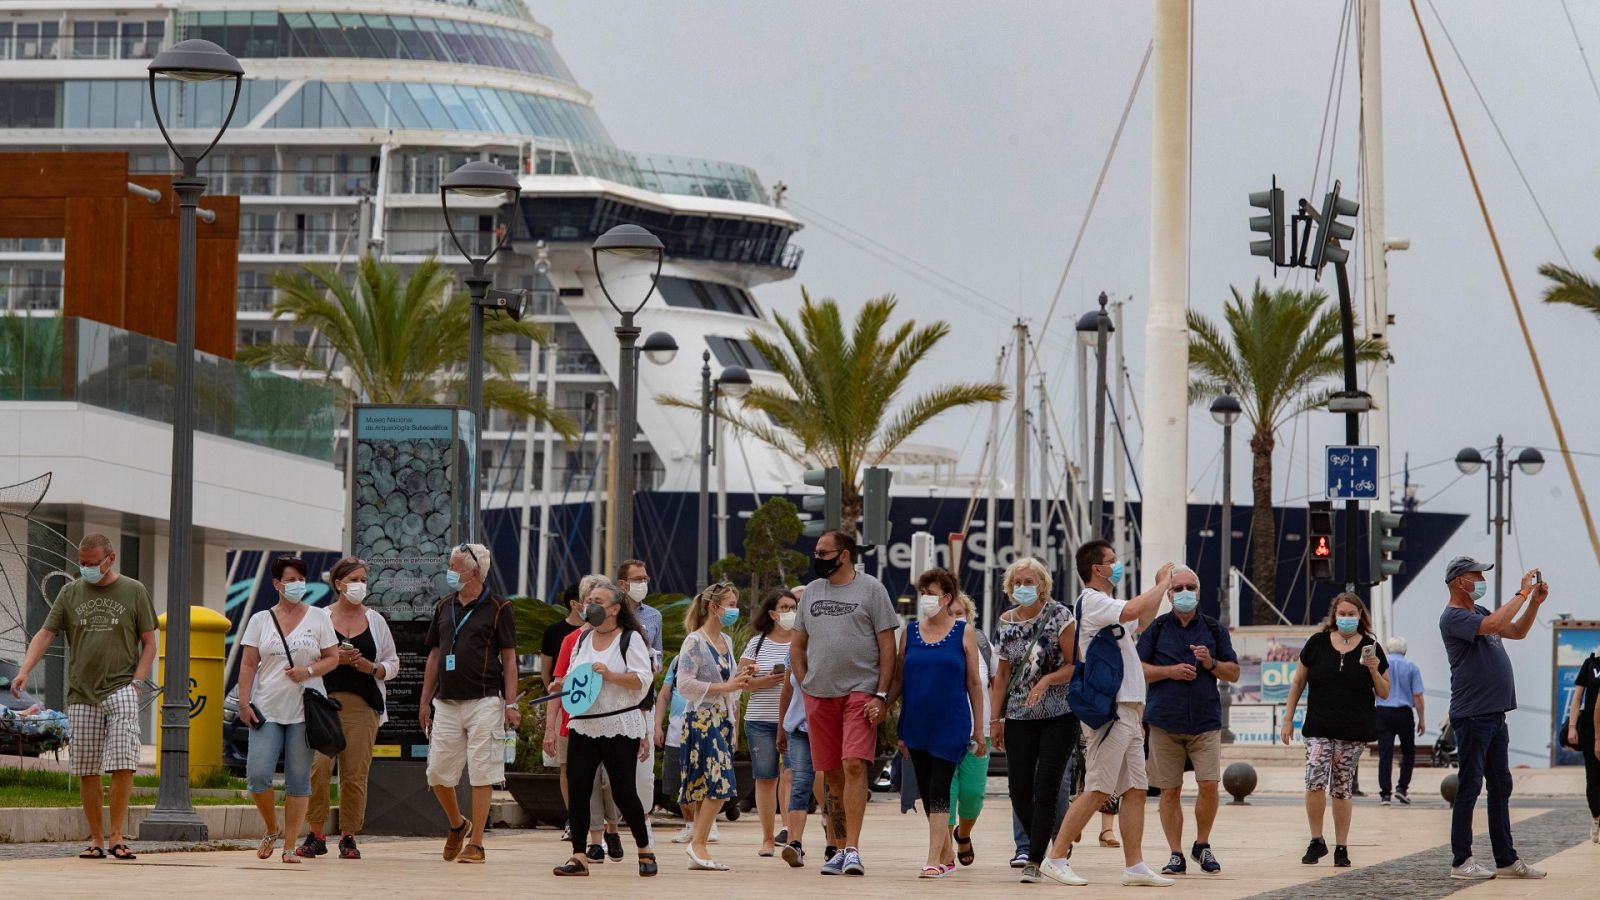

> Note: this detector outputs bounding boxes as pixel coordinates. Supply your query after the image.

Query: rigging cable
[1559,0,1600,115]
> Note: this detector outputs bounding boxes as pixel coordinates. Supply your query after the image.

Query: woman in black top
[1280,593,1389,868]
[1563,650,1600,840]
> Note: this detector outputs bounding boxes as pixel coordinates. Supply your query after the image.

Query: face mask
[1011,585,1039,606]
[627,581,649,602]
[811,554,841,580]
[283,582,308,603]
[1336,616,1359,635]
[720,607,740,627]
[445,570,464,591]
[778,610,797,630]
[343,582,368,604]
[1469,580,1487,601]
[918,594,943,619]
[1171,590,1199,614]
[1107,562,1125,587]
[583,604,606,627]
[80,563,105,583]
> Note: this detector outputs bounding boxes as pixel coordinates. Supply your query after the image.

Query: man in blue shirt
[1136,565,1239,876]
[1375,635,1425,805]
[1439,556,1548,882]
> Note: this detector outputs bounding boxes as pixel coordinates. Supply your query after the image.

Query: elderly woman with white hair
[420,543,519,865]
[989,555,1079,883]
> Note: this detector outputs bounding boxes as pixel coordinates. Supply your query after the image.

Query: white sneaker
[1121,869,1176,887]
[671,825,694,844]
[1040,858,1088,886]
[1449,859,1496,880]
[1496,859,1546,879]
[709,824,721,843]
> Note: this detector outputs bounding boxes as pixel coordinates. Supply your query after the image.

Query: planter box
[504,772,566,828]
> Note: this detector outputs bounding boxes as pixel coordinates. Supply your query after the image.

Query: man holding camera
[1439,556,1548,881]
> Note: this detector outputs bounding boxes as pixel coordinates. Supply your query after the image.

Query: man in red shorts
[789,530,898,877]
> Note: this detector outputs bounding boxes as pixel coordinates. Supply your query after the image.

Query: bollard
[1440,772,1458,804]
[1223,762,1257,805]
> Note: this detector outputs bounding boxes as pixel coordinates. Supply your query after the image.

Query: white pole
[1076,340,1091,550]
[716,415,729,562]
[1360,0,1393,642]
[534,342,557,600]
[591,391,606,575]
[1139,0,1191,593]
[517,342,539,597]
[1112,298,1129,599]
[1014,321,1030,559]
[1037,371,1049,562]
[984,391,1002,634]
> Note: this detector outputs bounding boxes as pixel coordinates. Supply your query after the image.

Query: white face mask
[778,610,797,630]
[627,581,649,602]
[343,582,368,604]
[918,594,943,620]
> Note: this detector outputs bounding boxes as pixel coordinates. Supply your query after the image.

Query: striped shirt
[739,633,792,723]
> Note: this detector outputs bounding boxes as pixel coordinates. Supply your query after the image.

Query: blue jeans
[247,720,312,797]
[784,728,814,813]
[746,719,781,780]
[1450,712,1517,867]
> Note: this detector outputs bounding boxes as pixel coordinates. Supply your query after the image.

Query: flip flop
[78,846,105,860]
[919,865,946,879]
[109,844,137,861]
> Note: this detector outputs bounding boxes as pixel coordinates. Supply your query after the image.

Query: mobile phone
[1532,570,1542,585]
[771,663,786,675]
[247,702,266,729]
[1360,644,1376,663]
[339,640,356,652]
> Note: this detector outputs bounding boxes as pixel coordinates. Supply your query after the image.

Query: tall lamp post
[1209,386,1242,741]
[1455,437,1544,608]
[592,224,665,565]
[141,38,243,841]
[696,350,752,590]
[441,160,522,538]
[1076,292,1114,540]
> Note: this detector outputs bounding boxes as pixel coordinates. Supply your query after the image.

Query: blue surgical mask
[446,570,464,591]
[1171,590,1199,614]
[1011,585,1039,606]
[720,607,739,627]
[1336,616,1359,635]
[1469,581,1486,601]
[1108,562,1125,587]
[283,582,308,603]
[80,564,104,583]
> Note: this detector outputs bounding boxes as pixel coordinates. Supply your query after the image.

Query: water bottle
[503,731,517,764]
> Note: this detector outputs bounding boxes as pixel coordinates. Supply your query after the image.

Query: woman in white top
[238,556,339,863]
[740,587,796,857]
[301,556,400,860]
[552,579,656,878]
[676,583,751,871]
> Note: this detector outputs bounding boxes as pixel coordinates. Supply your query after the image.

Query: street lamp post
[441,160,522,538]
[592,225,665,565]
[1210,386,1242,742]
[141,39,244,841]
[1455,437,1544,607]
[1077,292,1114,538]
[695,350,751,590]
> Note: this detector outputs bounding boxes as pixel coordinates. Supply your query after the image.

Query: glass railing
[383,229,499,257]
[531,140,772,205]
[0,317,336,462]
[0,238,65,253]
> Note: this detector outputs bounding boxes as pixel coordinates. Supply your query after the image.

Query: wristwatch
[873,691,889,703]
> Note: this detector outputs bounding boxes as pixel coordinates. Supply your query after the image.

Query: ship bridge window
[658,276,759,318]
[706,337,772,372]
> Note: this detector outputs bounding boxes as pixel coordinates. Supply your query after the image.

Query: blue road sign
[1326,445,1379,500]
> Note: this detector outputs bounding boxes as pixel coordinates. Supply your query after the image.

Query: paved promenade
[1,775,1595,898]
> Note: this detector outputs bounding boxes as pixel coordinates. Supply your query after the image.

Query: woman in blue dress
[890,567,987,878]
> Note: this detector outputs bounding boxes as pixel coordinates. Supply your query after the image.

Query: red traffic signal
[1312,534,1332,559]
[1308,501,1335,582]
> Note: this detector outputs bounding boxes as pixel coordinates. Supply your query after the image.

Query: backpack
[569,627,657,720]
[1067,592,1126,731]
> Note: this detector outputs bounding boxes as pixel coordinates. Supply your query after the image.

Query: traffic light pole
[1333,261,1362,591]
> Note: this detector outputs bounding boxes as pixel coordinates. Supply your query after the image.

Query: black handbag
[269,611,347,757]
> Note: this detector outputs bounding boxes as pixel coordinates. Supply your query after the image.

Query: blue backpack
[1067,593,1126,730]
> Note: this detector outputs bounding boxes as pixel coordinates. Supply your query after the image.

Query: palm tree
[1187,282,1385,622]
[669,290,1007,533]
[1539,246,1600,322]
[237,256,576,440]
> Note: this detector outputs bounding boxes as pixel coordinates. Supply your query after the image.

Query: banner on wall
[1226,626,1317,744]
[1552,620,1600,767]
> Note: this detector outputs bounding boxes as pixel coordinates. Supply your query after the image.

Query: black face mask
[583,604,606,627]
[811,554,842,580]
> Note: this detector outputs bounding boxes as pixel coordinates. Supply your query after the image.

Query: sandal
[1099,829,1121,848]
[953,827,975,866]
[919,865,946,879]
[639,850,658,877]
[78,846,106,860]
[280,849,301,864]
[109,844,137,861]
[553,855,589,876]
[257,832,281,860]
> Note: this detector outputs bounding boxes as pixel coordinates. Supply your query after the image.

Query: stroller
[1431,719,1459,769]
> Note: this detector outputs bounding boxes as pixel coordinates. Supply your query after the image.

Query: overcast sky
[539,0,1600,757]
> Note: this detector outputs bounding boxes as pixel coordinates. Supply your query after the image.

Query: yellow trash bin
[155,606,232,783]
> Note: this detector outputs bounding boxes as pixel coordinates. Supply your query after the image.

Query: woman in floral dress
[675,582,751,871]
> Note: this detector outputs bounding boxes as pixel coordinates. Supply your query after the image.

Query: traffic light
[1308,501,1335,582]
[1370,510,1406,582]
[1249,177,1286,269]
[861,467,893,546]
[801,467,842,538]
[1309,179,1359,271]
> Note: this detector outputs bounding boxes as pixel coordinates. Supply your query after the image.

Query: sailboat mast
[1014,321,1031,559]
[1360,0,1394,641]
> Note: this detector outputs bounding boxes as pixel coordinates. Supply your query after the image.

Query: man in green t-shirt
[12,533,157,860]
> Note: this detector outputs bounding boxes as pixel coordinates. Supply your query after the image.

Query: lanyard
[450,599,478,651]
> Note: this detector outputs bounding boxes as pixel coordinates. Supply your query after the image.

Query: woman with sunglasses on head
[298,557,399,860]
[238,556,340,864]
[741,587,798,857]
[676,583,752,871]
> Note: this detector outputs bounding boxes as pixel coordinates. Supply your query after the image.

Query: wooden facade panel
[0,152,129,198]
[62,196,129,328]
[124,217,179,345]
[0,198,66,237]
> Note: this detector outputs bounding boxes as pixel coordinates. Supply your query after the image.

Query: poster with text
[1552,622,1600,767]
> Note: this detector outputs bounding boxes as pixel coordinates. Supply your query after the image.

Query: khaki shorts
[1081,703,1148,796]
[1146,725,1222,789]
[555,731,569,765]
[426,696,506,788]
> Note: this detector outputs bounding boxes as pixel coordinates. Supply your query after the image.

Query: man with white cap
[1439,555,1548,881]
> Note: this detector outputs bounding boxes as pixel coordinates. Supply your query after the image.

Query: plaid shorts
[67,684,142,776]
